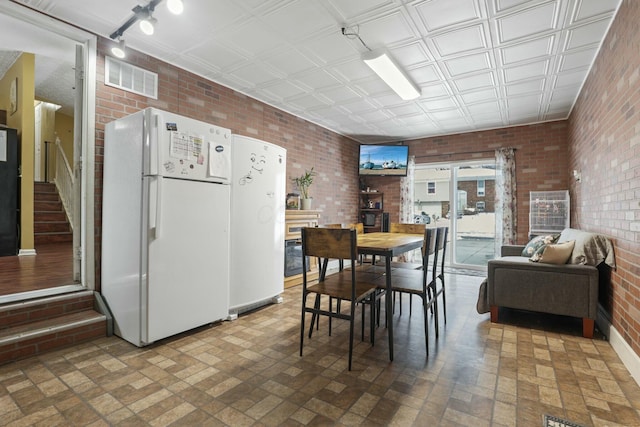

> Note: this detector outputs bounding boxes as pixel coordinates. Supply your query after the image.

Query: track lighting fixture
[111,38,126,58]
[166,0,184,15]
[109,0,183,51]
[139,13,157,35]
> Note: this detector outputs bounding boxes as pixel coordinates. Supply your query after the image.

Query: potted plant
[292,168,315,210]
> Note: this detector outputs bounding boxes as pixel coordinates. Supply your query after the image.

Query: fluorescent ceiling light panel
[362,50,421,100]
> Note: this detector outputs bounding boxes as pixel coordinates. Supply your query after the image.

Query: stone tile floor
[1,273,639,426]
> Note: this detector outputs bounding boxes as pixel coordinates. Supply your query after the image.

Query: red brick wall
[94,38,360,288]
[567,0,640,357]
[366,123,569,244]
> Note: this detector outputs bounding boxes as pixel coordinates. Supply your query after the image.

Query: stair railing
[54,138,75,230]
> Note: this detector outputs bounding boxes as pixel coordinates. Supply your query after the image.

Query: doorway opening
[0,4,95,302]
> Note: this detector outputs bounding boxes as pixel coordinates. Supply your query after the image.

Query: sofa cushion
[530,240,575,264]
[558,228,616,267]
[521,234,560,257]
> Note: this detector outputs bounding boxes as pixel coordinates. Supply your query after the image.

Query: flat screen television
[359,144,409,176]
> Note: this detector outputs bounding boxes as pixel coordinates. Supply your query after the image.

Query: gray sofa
[487,228,615,338]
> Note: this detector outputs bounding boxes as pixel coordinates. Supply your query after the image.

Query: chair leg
[300,295,307,356]
[329,296,333,336]
[440,275,447,324]
[370,295,376,345]
[423,298,429,356]
[309,295,321,338]
[348,301,356,371]
[361,300,365,341]
[431,283,440,339]
[409,294,413,316]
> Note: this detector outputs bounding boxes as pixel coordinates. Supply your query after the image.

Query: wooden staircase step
[0,310,106,364]
[33,183,72,246]
[34,221,71,234]
[34,191,60,201]
[34,182,57,193]
[34,201,63,212]
[35,232,73,244]
[34,211,67,222]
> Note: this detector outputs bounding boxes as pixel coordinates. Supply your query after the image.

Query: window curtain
[495,148,517,256]
[399,155,416,262]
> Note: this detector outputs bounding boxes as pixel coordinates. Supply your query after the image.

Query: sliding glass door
[414,160,496,270]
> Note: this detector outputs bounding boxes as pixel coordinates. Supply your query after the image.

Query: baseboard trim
[598,307,640,387]
[18,249,37,256]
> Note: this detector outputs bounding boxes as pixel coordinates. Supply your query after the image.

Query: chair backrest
[389,223,426,235]
[436,227,448,269]
[302,227,356,263]
[421,228,437,270]
[346,223,364,234]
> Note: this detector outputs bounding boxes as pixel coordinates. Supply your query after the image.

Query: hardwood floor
[0,242,74,296]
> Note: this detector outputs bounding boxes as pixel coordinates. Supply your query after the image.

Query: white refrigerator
[102,108,231,346]
[230,135,286,314]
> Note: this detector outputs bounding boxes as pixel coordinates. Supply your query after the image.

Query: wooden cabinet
[358,192,384,232]
[284,210,321,288]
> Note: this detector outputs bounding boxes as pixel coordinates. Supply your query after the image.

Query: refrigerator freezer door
[230,136,286,311]
[143,178,230,344]
[145,108,232,183]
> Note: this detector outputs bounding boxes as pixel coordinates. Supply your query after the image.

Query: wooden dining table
[357,232,424,361]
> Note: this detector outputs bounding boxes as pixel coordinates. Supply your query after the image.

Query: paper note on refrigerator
[170,132,203,160]
[209,142,230,180]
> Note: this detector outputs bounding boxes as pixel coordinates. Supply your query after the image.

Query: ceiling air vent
[105,56,157,99]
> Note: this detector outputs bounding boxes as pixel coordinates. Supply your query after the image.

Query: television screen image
[359,144,409,176]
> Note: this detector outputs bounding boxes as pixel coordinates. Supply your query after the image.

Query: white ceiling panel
[504,60,549,83]
[506,79,545,95]
[443,52,492,77]
[421,97,459,111]
[497,1,560,43]
[460,88,499,103]
[572,0,620,23]
[499,35,554,65]
[358,11,417,48]
[565,19,611,50]
[559,48,597,71]
[453,72,496,92]
[431,24,489,57]
[4,0,622,143]
[413,0,483,32]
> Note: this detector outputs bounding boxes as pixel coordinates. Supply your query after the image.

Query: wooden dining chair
[374,227,438,354]
[434,226,449,327]
[300,227,380,370]
[387,223,427,314]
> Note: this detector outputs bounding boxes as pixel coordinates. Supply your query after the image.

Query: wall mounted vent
[105,56,157,99]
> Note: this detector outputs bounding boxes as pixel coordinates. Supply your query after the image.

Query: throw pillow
[521,234,560,257]
[530,240,575,264]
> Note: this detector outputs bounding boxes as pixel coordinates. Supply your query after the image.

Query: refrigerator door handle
[149,113,160,175]
[149,176,163,239]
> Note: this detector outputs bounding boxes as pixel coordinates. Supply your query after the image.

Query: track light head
[167,0,184,15]
[139,14,157,35]
[111,38,126,59]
